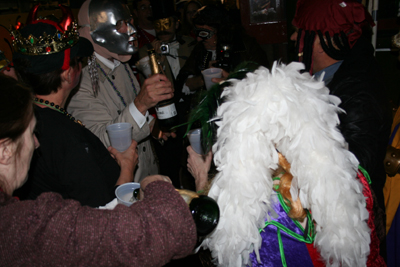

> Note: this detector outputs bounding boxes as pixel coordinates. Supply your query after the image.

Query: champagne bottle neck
[148,51,162,75]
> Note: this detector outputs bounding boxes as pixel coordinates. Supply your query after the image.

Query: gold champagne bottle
[148,48,178,132]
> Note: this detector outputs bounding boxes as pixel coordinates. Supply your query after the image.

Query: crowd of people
[0,0,396,266]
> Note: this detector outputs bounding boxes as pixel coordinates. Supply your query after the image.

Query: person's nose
[146,8,153,16]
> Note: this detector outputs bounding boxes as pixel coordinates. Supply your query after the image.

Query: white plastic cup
[106,123,132,152]
[201,68,222,90]
[187,128,204,155]
[136,56,152,78]
[115,182,141,207]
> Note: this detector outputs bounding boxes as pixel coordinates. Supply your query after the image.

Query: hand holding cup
[201,68,222,90]
[106,122,132,152]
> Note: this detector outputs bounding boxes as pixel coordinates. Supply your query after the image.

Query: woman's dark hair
[0,74,33,142]
[13,56,80,96]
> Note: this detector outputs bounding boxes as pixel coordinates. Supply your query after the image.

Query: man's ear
[175,20,180,30]
[61,67,72,84]
[313,36,325,55]
[0,139,15,165]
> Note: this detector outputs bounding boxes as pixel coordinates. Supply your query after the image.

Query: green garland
[260,167,369,266]
[259,194,315,243]
[358,165,371,184]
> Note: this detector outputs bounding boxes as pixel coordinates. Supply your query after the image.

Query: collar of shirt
[168,41,179,56]
[166,42,180,78]
[95,52,121,71]
[314,60,343,85]
[168,39,180,49]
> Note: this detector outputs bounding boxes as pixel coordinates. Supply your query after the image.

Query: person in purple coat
[0,73,196,266]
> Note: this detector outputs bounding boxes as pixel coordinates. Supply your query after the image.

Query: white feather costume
[201,62,371,266]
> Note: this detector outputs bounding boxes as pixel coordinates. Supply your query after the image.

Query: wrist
[133,98,148,115]
[116,177,133,186]
[196,182,207,193]
[117,169,134,185]
[121,164,135,175]
[195,173,208,192]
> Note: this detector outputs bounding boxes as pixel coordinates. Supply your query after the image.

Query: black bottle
[177,189,220,236]
[148,48,178,132]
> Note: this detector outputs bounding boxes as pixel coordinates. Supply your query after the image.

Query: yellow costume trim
[384,108,400,234]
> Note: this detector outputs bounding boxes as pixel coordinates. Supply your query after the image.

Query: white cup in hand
[201,68,222,90]
[106,123,132,152]
[187,128,204,155]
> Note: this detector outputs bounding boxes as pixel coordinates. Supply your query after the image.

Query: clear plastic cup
[187,128,204,155]
[201,68,222,90]
[136,56,152,78]
[106,123,132,152]
[115,182,141,207]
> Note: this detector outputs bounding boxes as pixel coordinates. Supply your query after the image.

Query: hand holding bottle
[147,48,178,133]
[176,189,220,236]
[134,73,174,115]
[139,175,172,200]
[160,130,177,141]
[150,119,177,141]
[139,174,220,236]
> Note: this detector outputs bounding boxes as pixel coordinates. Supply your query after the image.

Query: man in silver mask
[89,0,137,55]
[69,0,175,183]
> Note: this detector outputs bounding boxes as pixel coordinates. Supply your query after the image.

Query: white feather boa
[201,62,371,267]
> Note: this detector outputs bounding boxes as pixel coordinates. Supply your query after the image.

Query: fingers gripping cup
[106,123,132,152]
[201,67,222,90]
[115,182,141,207]
[187,128,204,155]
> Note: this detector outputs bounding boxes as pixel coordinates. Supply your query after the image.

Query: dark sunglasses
[194,28,215,40]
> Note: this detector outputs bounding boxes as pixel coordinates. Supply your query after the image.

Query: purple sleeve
[0,181,197,266]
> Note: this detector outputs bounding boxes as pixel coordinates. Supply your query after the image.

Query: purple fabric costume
[249,194,315,267]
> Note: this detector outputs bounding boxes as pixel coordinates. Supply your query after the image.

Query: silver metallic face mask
[89,0,137,54]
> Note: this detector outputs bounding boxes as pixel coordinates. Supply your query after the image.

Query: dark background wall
[0,0,398,106]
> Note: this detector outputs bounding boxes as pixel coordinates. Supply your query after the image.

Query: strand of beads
[33,98,85,127]
[96,62,139,107]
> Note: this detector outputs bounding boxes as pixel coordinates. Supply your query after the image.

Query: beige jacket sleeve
[69,62,150,147]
